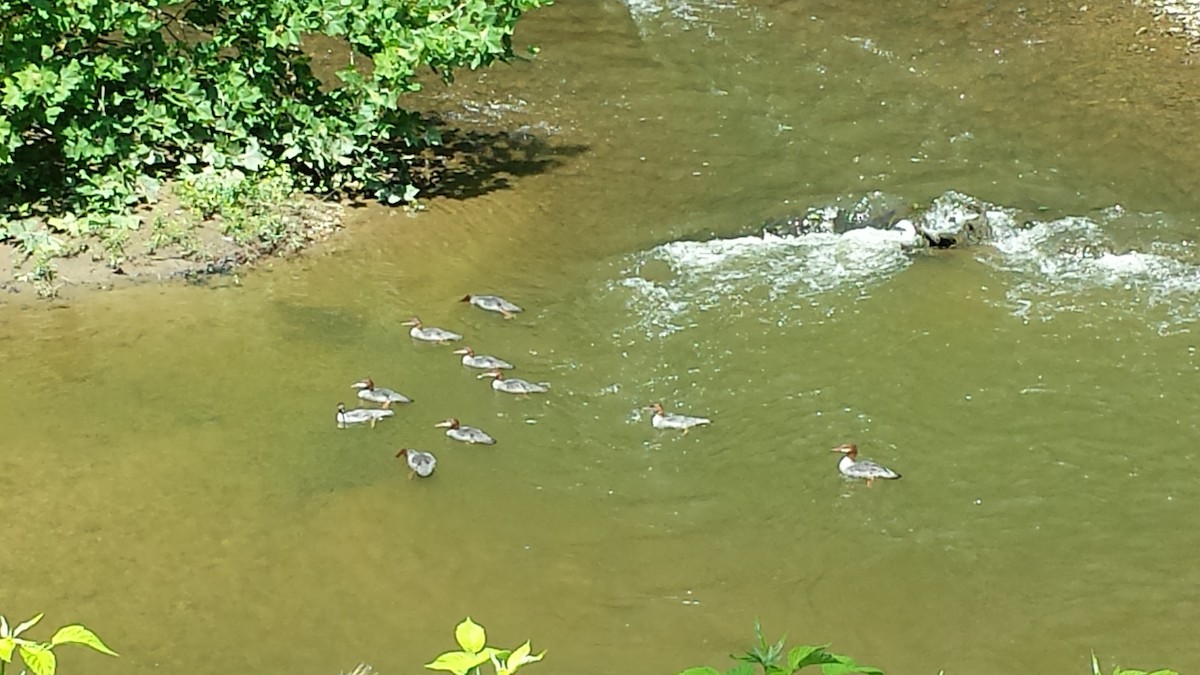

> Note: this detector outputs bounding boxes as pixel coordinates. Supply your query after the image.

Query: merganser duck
[452,347,514,370]
[831,443,901,486]
[647,402,711,434]
[461,294,523,318]
[351,378,413,407]
[396,448,437,479]
[480,370,549,395]
[336,402,395,428]
[401,317,462,343]
[435,418,496,445]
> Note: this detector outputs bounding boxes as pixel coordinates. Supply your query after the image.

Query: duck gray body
[482,370,549,394]
[648,403,711,432]
[832,443,901,485]
[453,347,514,370]
[397,448,437,478]
[436,418,496,445]
[352,378,413,406]
[462,294,523,317]
[402,317,462,343]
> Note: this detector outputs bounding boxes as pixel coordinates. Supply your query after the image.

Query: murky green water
[4,2,1200,674]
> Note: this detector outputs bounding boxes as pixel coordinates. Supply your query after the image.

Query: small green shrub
[175,165,298,247]
[677,621,881,675]
[0,613,117,675]
[426,617,545,675]
[1091,652,1177,675]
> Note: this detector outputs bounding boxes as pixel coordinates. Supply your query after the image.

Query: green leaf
[723,664,755,675]
[18,642,56,675]
[13,614,44,638]
[50,625,118,656]
[675,668,721,675]
[0,636,14,661]
[507,641,531,667]
[425,649,492,675]
[502,641,543,673]
[789,645,834,670]
[1092,653,1102,675]
[819,662,883,675]
[455,617,487,653]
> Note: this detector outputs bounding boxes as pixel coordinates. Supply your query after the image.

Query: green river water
[3,1,1200,674]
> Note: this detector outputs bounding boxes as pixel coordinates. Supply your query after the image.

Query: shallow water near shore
[4,1,1200,674]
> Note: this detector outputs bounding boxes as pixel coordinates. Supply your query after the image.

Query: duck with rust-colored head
[831,443,901,486]
[401,316,462,343]
[480,369,549,395]
[452,346,514,370]
[646,402,711,434]
[461,294,523,319]
[396,448,437,479]
[435,418,496,445]
[351,378,413,408]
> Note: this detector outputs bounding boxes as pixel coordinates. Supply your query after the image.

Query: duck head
[478,370,505,381]
[645,402,665,415]
[395,448,411,459]
[460,295,474,303]
[830,443,859,460]
[452,347,475,356]
[434,418,461,429]
[401,317,422,327]
[351,378,375,390]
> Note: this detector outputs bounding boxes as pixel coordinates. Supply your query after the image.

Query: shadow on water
[359,118,590,203]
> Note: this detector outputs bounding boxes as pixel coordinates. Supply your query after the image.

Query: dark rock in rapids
[914,190,994,248]
[756,190,1002,249]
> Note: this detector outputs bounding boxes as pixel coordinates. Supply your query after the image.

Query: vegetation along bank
[0,0,549,296]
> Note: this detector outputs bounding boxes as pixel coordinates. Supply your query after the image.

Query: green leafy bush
[0,0,548,225]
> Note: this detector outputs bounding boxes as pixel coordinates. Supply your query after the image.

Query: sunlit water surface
[4,1,1200,674]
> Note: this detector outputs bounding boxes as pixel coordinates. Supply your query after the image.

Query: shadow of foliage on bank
[369,117,589,203]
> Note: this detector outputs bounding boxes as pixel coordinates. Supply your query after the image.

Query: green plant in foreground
[677,621,881,675]
[426,617,545,675]
[1091,652,1177,675]
[0,613,117,675]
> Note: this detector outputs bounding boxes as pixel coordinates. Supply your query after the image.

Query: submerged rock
[755,190,1013,249]
[914,190,995,248]
[760,191,913,238]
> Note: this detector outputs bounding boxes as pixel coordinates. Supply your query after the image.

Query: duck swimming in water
[453,347,514,370]
[480,370,549,395]
[336,402,395,428]
[351,378,413,408]
[831,443,901,486]
[401,317,462,343]
[396,448,437,479]
[647,402,711,434]
[461,294,523,319]
[435,418,496,445]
